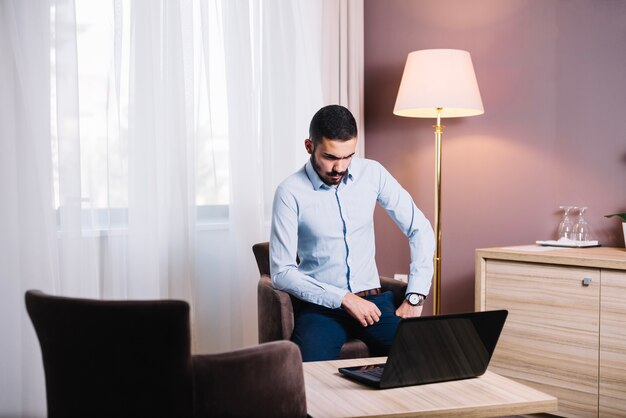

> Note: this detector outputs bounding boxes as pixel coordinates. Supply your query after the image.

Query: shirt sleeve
[269,185,348,308]
[375,163,435,297]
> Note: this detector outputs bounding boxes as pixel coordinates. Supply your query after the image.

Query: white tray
[536,240,600,248]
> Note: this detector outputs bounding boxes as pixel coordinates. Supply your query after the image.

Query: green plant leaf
[605,213,626,222]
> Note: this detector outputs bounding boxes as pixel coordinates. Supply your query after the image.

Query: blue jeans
[291,291,401,362]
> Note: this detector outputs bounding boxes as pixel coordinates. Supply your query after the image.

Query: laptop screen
[338,310,508,389]
[382,310,508,388]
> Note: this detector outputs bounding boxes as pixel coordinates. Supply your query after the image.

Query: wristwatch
[406,293,425,307]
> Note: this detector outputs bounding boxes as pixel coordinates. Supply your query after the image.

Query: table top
[476,245,626,270]
[303,357,558,418]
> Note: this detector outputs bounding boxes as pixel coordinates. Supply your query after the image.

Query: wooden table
[303,357,558,417]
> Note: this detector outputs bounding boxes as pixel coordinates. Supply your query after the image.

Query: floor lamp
[393,49,484,315]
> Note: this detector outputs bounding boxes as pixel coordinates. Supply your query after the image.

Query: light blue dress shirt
[270,157,435,309]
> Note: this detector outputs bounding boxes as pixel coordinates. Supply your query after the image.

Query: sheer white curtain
[0,0,363,416]
[0,3,55,416]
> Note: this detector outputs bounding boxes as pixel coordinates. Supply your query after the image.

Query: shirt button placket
[335,187,351,290]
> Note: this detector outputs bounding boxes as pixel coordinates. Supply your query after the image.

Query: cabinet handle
[582,277,592,286]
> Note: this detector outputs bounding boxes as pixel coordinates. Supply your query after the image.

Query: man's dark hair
[308,105,357,145]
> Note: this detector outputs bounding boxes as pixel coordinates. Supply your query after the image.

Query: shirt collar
[304,158,357,191]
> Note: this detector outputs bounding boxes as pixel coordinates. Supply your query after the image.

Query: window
[50,0,230,230]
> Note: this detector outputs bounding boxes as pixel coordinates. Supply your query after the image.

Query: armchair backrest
[252,242,271,276]
[25,290,193,418]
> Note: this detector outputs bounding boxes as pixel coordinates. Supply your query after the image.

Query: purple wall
[364,0,626,314]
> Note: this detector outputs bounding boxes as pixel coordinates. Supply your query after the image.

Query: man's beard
[311,154,346,186]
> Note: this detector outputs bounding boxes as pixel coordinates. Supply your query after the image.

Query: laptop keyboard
[360,365,385,379]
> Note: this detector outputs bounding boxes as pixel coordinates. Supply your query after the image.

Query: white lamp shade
[393,49,484,118]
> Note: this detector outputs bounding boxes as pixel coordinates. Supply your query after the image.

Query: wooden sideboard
[475,246,626,418]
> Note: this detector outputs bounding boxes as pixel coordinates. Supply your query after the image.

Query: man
[270,105,435,361]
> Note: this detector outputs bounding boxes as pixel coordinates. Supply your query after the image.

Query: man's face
[305,136,357,186]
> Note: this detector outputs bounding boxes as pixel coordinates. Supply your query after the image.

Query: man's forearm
[271,267,347,308]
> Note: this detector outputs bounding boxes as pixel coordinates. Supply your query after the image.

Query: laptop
[338,309,508,389]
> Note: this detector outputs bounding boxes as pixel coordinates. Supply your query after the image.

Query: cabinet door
[600,269,626,417]
[484,260,600,418]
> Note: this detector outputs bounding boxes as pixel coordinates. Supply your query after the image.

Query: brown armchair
[25,290,307,418]
[253,242,407,359]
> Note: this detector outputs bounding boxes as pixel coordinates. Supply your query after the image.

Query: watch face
[408,293,421,305]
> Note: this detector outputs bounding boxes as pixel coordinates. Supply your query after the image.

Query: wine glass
[573,206,590,242]
[557,206,574,241]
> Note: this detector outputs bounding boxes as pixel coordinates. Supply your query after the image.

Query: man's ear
[304,138,313,154]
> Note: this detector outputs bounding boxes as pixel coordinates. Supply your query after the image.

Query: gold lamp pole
[393,49,484,315]
[433,108,443,315]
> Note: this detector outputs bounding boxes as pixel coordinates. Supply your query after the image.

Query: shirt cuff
[327,287,350,309]
[406,275,431,297]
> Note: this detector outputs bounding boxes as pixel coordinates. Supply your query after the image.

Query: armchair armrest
[257,275,295,342]
[380,276,408,308]
[192,341,307,418]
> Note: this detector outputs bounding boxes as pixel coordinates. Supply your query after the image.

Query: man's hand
[341,293,381,327]
[395,300,423,318]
